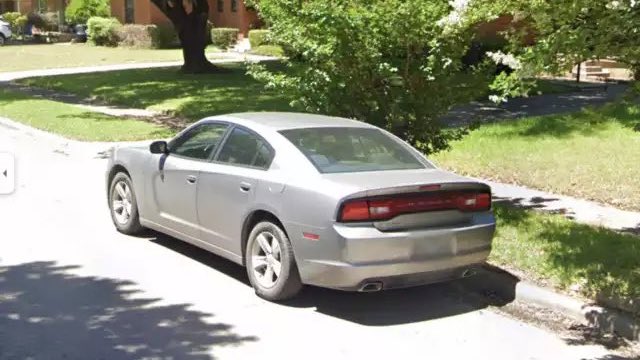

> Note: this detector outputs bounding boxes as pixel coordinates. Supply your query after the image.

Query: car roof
[215,112,374,131]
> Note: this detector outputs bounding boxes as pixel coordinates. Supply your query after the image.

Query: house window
[0,1,17,14]
[217,0,223,12]
[231,0,238,12]
[124,0,135,24]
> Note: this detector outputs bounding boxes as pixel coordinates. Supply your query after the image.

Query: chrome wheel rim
[112,180,133,225]
[251,231,282,288]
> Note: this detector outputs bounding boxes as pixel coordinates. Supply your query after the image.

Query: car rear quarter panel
[278,177,359,264]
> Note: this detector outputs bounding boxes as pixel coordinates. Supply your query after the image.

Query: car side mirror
[150,141,169,154]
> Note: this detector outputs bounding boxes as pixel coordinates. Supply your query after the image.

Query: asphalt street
[0,120,630,360]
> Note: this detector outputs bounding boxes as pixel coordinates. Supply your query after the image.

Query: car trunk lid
[326,169,492,231]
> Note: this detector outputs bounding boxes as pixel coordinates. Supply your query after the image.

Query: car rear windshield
[279,127,428,173]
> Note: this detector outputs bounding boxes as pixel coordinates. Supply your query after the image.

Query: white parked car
[0,17,12,46]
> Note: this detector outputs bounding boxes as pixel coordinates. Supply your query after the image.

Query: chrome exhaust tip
[359,281,383,292]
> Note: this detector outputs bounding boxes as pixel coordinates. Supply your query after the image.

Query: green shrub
[210,27,238,49]
[114,24,181,49]
[248,29,270,48]
[116,24,155,48]
[251,45,284,57]
[251,0,496,155]
[65,0,109,24]
[150,24,179,48]
[27,12,59,31]
[87,16,121,46]
[1,12,27,35]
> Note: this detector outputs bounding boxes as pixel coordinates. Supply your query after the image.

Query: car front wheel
[0,35,5,46]
[246,221,303,301]
[109,172,144,235]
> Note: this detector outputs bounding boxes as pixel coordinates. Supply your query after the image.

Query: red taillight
[338,191,491,222]
[340,200,370,222]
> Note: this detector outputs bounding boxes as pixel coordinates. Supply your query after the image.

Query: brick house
[0,0,65,16]
[110,0,260,37]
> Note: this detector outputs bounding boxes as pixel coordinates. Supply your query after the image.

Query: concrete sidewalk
[486,180,640,234]
[443,83,628,127]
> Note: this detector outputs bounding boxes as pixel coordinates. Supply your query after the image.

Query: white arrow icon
[0,152,14,194]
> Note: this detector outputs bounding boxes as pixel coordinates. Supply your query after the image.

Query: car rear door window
[216,127,274,169]
[170,123,229,160]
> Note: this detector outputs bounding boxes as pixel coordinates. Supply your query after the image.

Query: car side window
[216,127,274,169]
[170,123,228,160]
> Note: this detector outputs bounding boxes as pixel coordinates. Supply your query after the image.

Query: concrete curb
[473,265,640,342]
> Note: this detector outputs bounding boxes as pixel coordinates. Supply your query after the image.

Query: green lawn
[0,43,223,72]
[433,103,640,211]
[492,204,640,314]
[19,63,293,120]
[0,89,174,141]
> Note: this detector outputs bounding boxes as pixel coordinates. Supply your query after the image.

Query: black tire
[246,221,303,301]
[109,172,144,235]
[0,35,5,46]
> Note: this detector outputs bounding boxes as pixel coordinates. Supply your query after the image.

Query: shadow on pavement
[283,271,517,326]
[0,261,257,360]
[493,196,569,215]
[151,232,519,327]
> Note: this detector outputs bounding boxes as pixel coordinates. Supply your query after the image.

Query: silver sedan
[106,112,496,301]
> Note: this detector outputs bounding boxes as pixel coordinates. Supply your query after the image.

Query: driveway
[0,121,629,360]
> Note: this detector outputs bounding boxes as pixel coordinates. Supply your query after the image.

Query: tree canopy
[473,0,640,98]
[249,0,499,154]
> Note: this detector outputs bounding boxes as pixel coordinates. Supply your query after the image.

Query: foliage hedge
[65,0,110,24]
[150,24,180,48]
[27,12,59,31]
[87,16,121,46]
[248,29,270,48]
[1,12,27,35]
[210,27,238,49]
[116,24,180,49]
[116,24,155,48]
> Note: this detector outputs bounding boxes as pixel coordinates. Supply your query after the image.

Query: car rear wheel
[109,172,144,235]
[246,221,302,301]
[0,35,5,46]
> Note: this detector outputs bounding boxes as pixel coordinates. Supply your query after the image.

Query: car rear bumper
[297,213,495,291]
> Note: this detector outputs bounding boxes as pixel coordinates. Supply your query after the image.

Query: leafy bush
[1,12,27,35]
[116,24,180,49]
[150,24,179,48]
[210,27,238,49]
[27,12,59,31]
[65,0,110,24]
[249,0,495,154]
[87,16,121,46]
[248,29,271,48]
[251,45,284,57]
[117,24,155,48]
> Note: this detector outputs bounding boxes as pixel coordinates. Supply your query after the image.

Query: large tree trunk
[151,0,218,74]
[179,10,215,73]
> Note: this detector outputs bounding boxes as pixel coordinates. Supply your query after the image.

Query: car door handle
[240,182,252,192]
[186,175,197,184]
